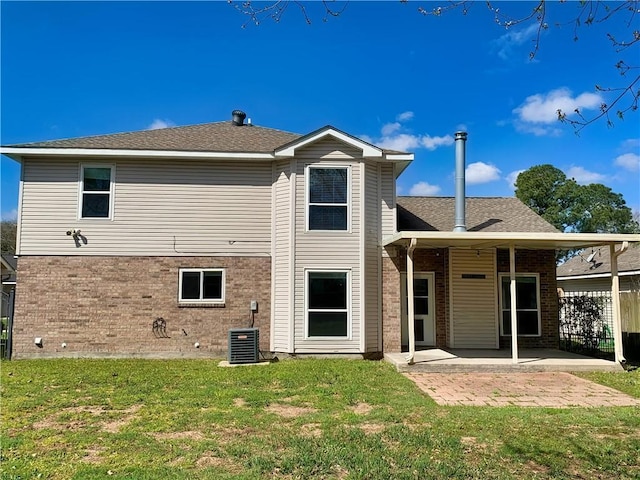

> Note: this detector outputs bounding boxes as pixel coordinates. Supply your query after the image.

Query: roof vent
[231,110,247,126]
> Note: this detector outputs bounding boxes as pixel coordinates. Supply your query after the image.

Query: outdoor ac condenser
[228,328,259,364]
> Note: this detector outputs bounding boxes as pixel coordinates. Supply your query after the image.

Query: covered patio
[383,231,639,367]
[384,348,623,373]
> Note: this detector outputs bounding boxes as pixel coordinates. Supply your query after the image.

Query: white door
[401,273,435,346]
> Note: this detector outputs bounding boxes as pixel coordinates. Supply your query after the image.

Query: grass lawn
[1,359,639,479]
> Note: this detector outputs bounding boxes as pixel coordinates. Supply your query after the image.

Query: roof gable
[275,125,384,158]
[557,244,640,277]
[397,197,559,233]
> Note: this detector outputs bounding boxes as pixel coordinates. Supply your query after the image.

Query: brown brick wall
[496,249,559,349]
[12,256,271,358]
[381,253,401,352]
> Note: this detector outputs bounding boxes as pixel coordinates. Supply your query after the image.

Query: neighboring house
[557,245,640,293]
[1,111,638,362]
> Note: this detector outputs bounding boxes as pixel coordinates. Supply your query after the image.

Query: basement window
[179,268,225,304]
[499,274,541,336]
[80,165,114,219]
[306,270,350,337]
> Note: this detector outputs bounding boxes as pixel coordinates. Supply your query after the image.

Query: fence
[559,290,640,361]
[558,291,614,359]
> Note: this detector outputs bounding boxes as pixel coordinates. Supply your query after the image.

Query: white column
[509,244,519,364]
[610,242,628,364]
[406,238,417,364]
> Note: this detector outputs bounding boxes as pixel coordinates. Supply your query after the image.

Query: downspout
[453,132,467,232]
[509,244,519,364]
[610,241,629,365]
[406,238,418,364]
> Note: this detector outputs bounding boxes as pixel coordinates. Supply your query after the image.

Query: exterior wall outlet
[34,337,43,347]
[250,300,258,312]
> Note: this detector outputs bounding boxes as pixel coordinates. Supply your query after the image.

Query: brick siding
[12,256,271,358]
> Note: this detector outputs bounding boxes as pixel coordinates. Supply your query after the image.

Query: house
[557,245,640,293]
[1,253,17,318]
[2,110,638,363]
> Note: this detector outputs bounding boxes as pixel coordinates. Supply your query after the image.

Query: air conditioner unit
[228,328,259,364]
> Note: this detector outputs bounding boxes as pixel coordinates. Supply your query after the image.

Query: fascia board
[0,147,275,160]
[274,128,383,158]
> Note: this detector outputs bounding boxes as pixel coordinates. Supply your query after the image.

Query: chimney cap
[454,131,467,140]
[231,110,247,126]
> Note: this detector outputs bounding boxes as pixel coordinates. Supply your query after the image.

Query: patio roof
[383,231,640,250]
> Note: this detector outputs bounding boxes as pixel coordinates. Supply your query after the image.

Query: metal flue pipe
[453,131,467,232]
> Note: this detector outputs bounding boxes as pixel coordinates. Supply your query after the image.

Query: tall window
[307,166,349,231]
[306,270,349,337]
[499,274,540,336]
[80,165,114,219]
[179,269,225,303]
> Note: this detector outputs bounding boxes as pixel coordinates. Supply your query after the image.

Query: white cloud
[361,112,453,153]
[465,162,501,185]
[620,138,640,151]
[381,122,401,136]
[409,181,441,196]
[506,169,525,190]
[614,152,640,172]
[493,23,539,60]
[147,118,176,130]
[565,166,607,184]
[513,87,603,125]
[396,111,414,122]
[1,208,18,221]
[421,134,454,150]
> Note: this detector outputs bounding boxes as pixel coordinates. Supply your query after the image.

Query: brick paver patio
[406,372,640,407]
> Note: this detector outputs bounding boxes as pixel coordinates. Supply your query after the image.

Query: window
[306,270,349,337]
[499,274,540,336]
[179,269,225,303]
[80,165,114,219]
[307,166,349,230]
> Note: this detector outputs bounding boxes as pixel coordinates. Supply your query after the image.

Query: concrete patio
[384,348,623,373]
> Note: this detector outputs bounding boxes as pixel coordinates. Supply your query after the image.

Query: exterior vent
[231,110,246,126]
[228,328,259,364]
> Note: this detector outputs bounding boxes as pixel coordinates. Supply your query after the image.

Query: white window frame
[178,268,225,304]
[498,273,541,337]
[305,165,351,232]
[305,268,351,339]
[78,164,115,220]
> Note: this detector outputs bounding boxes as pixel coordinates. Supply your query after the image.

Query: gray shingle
[397,196,559,233]
[6,121,303,153]
[557,244,640,276]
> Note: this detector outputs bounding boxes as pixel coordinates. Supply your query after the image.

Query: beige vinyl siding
[380,163,396,239]
[19,158,272,256]
[364,161,381,352]
[558,276,637,293]
[293,138,362,353]
[271,160,294,352]
[449,248,498,348]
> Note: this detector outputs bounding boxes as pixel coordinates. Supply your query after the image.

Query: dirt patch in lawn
[350,402,373,415]
[196,451,243,472]
[101,405,142,433]
[82,446,106,464]
[265,403,317,418]
[152,431,206,441]
[359,423,385,435]
[233,398,247,408]
[299,423,323,438]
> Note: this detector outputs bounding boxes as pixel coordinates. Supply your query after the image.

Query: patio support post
[406,238,417,364]
[509,243,519,364]
[610,242,628,365]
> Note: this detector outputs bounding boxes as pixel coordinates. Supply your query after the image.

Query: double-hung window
[499,274,541,336]
[80,165,114,219]
[306,270,350,337]
[179,268,225,304]
[307,166,349,231]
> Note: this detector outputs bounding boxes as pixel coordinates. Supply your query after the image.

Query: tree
[515,164,639,233]
[229,0,639,132]
[1,220,17,254]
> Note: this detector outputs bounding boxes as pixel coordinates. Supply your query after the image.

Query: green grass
[1,359,639,479]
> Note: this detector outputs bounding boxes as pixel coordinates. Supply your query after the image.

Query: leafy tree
[1,220,17,254]
[230,0,640,131]
[515,165,639,233]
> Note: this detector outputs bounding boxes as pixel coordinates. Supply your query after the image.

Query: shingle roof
[397,196,559,233]
[557,244,640,277]
[6,121,303,153]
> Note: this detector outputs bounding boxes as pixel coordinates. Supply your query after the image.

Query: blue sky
[2,1,639,220]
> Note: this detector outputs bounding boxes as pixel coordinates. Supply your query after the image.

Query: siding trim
[359,161,366,352]
[16,164,24,255]
[288,160,297,353]
[377,163,383,352]
[270,161,276,352]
